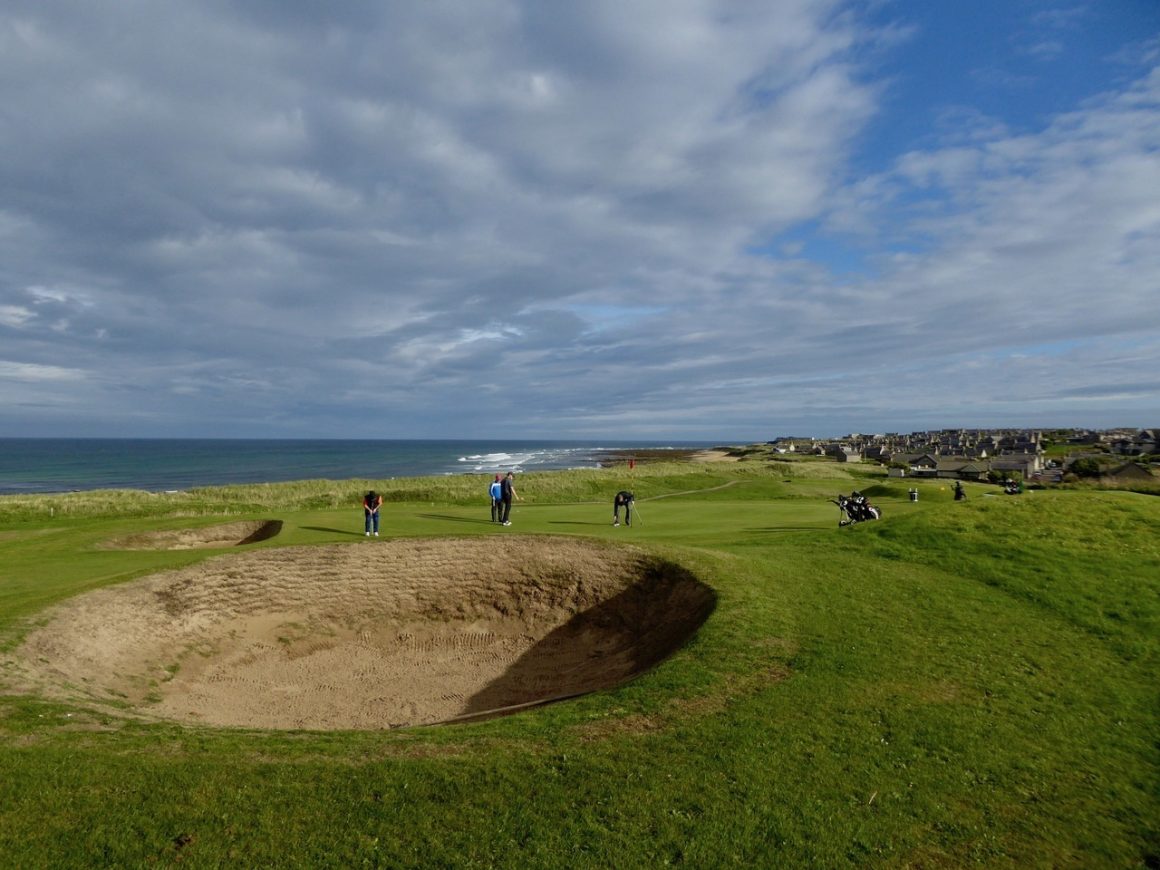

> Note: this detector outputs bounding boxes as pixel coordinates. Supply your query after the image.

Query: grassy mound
[0,466,1156,866]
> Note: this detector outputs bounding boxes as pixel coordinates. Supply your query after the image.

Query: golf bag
[832,491,881,526]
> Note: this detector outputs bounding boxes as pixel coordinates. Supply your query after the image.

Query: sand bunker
[9,537,714,730]
[103,519,283,550]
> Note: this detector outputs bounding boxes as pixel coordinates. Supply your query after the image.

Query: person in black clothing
[613,490,634,527]
[500,471,519,525]
[363,490,383,536]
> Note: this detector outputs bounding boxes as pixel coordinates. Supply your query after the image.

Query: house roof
[1105,462,1155,480]
[935,459,968,471]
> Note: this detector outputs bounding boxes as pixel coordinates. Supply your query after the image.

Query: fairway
[1,466,1157,867]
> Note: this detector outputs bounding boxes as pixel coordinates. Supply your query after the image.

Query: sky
[2,1,1158,441]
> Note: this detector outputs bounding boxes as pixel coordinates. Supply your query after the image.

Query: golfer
[363,490,383,536]
[500,471,520,526]
[613,490,634,527]
[489,474,503,523]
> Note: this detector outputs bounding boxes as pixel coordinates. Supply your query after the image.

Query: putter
[631,501,644,526]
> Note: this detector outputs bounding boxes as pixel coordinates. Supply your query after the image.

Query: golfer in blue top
[489,474,503,522]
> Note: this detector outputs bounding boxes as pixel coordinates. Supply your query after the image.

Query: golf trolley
[832,491,881,527]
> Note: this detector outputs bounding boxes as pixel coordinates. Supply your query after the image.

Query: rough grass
[0,462,762,522]
[0,468,1157,867]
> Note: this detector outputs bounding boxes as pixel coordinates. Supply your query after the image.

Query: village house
[1110,430,1159,456]
[990,453,1042,478]
[824,428,1051,480]
[770,427,1157,482]
[825,444,862,463]
[935,459,989,481]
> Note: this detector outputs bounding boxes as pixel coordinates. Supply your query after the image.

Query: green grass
[0,465,1157,867]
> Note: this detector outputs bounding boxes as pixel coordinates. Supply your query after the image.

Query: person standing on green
[489,474,503,523]
[500,471,519,526]
[363,490,383,536]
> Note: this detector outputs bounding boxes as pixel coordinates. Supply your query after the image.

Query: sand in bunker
[10,537,714,730]
[101,519,283,550]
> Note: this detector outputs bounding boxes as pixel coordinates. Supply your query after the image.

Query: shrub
[1069,457,1103,478]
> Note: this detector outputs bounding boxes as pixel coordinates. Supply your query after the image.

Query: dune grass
[0,465,1156,867]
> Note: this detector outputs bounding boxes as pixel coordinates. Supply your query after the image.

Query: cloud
[0,361,87,382]
[867,67,1160,340]
[0,2,1157,438]
[0,306,34,328]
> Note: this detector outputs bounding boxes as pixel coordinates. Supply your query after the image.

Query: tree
[987,469,1023,484]
[1069,457,1102,478]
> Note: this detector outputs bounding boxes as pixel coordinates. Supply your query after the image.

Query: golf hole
[11,537,715,729]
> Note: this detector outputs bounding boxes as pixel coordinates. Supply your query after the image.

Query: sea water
[0,438,718,495]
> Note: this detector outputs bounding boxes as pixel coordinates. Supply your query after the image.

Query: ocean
[0,438,720,495]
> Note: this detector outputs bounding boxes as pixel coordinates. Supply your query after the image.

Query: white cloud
[0,1,1157,437]
[0,361,86,382]
[0,305,33,328]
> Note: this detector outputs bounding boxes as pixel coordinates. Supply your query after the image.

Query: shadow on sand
[449,557,716,723]
[237,520,284,545]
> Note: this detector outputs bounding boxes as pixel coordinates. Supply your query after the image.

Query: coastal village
[756,427,1160,485]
